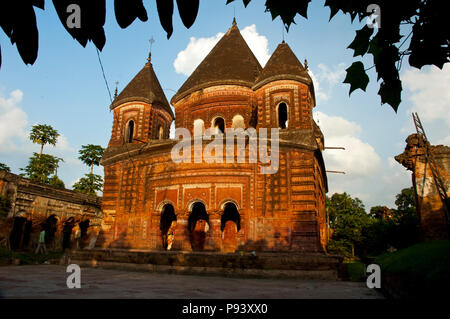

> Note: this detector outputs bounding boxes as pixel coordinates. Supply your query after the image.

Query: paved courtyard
[0,265,383,299]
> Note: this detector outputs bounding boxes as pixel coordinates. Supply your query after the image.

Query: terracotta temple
[96,20,329,253]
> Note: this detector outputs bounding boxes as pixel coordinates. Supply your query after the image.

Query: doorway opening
[188,202,209,251]
[160,204,176,250]
[221,202,240,253]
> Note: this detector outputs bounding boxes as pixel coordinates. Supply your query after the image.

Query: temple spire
[148,37,155,64]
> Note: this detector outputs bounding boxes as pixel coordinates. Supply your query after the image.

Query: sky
[0,1,448,210]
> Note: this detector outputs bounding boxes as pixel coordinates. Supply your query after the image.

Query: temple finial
[114,81,119,98]
[232,17,237,27]
[304,59,308,70]
[148,37,155,63]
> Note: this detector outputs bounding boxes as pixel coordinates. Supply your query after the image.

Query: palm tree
[29,124,59,157]
[78,144,105,175]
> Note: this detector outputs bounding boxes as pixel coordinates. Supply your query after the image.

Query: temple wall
[0,171,103,251]
[97,140,326,253]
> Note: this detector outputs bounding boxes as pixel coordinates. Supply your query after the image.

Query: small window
[278,103,288,129]
[213,117,225,134]
[125,120,135,143]
[158,125,164,140]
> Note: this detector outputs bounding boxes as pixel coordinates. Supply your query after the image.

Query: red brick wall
[99,81,327,253]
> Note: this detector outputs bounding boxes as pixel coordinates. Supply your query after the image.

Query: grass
[343,260,366,282]
[374,240,450,297]
[0,247,63,266]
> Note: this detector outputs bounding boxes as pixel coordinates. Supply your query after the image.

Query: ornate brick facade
[97,21,328,253]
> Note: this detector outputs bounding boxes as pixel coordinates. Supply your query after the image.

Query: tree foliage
[20,153,61,184]
[72,173,103,196]
[0,1,448,112]
[29,124,60,156]
[0,163,10,172]
[48,175,66,189]
[327,188,420,258]
[78,144,105,175]
[326,192,370,257]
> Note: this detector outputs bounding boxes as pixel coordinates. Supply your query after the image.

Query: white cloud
[0,89,28,152]
[309,63,346,103]
[402,64,450,125]
[174,24,270,76]
[308,70,329,102]
[317,63,347,86]
[240,25,270,67]
[54,134,74,152]
[314,111,381,177]
[437,135,450,146]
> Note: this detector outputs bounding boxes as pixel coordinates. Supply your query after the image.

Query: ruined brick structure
[98,21,328,253]
[396,134,450,240]
[0,171,102,251]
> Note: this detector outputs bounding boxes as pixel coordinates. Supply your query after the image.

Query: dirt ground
[0,264,384,299]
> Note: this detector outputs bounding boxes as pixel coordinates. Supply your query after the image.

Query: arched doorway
[78,219,90,249]
[9,216,32,250]
[221,202,241,253]
[188,202,209,251]
[160,204,176,250]
[212,117,225,134]
[43,215,58,250]
[62,218,75,250]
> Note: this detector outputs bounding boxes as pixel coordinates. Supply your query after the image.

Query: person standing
[35,228,47,255]
[166,221,176,251]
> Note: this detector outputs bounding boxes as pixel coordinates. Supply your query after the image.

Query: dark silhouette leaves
[0,0,448,113]
[343,62,369,95]
[0,1,42,69]
[176,0,199,29]
[114,0,148,29]
[156,0,174,39]
[348,26,373,57]
[52,0,106,50]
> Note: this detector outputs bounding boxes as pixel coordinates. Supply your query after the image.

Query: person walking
[35,228,47,255]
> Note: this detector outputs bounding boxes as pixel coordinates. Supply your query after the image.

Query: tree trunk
[39,144,44,157]
[90,163,93,175]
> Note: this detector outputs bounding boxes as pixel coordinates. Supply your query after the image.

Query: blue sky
[0,1,448,210]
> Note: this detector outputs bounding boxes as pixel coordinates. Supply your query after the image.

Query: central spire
[171,21,262,104]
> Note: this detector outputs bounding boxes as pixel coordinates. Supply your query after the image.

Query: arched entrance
[160,203,176,250]
[62,218,75,250]
[221,202,241,253]
[188,202,209,251]
[9,216,32,250]
[78,219,90,249]
[43,215,58,250]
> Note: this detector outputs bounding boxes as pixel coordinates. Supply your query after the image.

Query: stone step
[60,249,344,280]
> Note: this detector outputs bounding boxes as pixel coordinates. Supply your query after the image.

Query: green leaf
[264,0,311,30]
[378,79,402,112]
[343,61,370,95]
[176,0,199,29]
[114,0,148,29]
[156,0,174,39]
[348,25,373,57]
